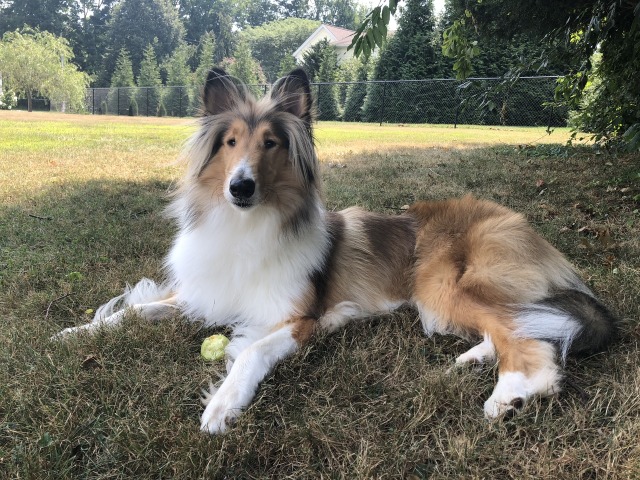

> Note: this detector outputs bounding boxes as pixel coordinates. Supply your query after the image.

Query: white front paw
[200,385,242,435]
[50,326,84,341]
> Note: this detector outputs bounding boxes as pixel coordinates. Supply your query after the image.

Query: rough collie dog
[55,68,617,434]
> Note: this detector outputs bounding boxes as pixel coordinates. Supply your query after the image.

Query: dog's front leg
[200,316,315,434]
[52,295,178,339]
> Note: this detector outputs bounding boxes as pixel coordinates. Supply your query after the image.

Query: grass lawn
[1,111,639,479]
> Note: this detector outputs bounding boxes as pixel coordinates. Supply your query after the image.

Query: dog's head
[175,68,319,231]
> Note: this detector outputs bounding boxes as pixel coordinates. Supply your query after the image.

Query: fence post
[547,80,553,131]
[92,88,95,115]
[454,83,459,129]
[380,82,387,126]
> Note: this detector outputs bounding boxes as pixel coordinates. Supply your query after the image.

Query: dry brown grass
[1,112,639,479]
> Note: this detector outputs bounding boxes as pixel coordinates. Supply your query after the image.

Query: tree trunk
[27,90,33,112]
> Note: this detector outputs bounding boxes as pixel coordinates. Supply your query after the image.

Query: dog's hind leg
[51,278,177,339]
[414,290,561,417]
[317,301,366,333]
[454,333,496,366]
[200,316,315,435]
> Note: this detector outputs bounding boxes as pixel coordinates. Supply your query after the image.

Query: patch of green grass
[1,112,639,479]
[315,121,576,158]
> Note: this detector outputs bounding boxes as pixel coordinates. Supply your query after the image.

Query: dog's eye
[227,138,236,147]
[264,140,276,149]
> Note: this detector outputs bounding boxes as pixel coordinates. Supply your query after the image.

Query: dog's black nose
[229,178,255,199]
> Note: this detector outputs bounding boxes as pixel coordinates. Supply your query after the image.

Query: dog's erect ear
[271,69,313,125]
[202,68,244,116]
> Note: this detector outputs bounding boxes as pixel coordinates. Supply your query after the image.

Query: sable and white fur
[54,69,618,433]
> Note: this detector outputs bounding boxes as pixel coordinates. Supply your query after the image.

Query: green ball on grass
[200,334,230,361]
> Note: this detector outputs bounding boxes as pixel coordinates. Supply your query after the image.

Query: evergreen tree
[109,48,136,114]
[100,0,185,87]
[178,0,235,63]
[228,38,265,97]
[194,31,216,86]
[137,43,164,115]
[316,44,339,120]
[164,42,194,116]
[110,48,136,88]
[343,57,370,121]
[363,0,442,123]
[335,57,361,107]
[299,38,330,83]
[138,44,162,88]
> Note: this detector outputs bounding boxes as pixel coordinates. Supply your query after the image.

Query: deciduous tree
[0,28,89,112]
[243,18,320,82]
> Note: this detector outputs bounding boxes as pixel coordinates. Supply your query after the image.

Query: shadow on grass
[0,178,174,326]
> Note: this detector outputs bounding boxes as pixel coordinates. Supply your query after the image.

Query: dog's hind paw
[455,335,496,366]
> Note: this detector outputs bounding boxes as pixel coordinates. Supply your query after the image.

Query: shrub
[128,98,138,116]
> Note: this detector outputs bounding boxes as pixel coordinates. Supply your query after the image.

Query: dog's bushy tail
[93,278,172,321]
[514,289,618,360]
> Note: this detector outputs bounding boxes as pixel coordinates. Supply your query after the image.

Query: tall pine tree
[137,43,164,115]
[363,0,443,123]
[316,44,339,120]
[164,42,194,116]
[227,38,265,97]
[343,57,370,121]
[109,48,136,114]
[194,31,216,85]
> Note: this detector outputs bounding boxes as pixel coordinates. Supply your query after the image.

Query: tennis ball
[200,334,230,361]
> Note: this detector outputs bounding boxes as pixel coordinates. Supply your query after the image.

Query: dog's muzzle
[229,177,256,208]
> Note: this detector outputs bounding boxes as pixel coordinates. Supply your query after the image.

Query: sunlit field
[1,111,638,479]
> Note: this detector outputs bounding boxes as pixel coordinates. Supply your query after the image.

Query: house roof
[292,24,356,58]
[323,24,356,47]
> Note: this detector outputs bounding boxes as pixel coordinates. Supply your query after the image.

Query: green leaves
[0,27,89,111]
[441,14,480,80]
[623,124,640,152]
[347,0,397,60]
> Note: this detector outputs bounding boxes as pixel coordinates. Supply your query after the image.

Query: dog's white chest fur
[167,204,328,328]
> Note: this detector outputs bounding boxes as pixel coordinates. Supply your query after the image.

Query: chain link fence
[74,76,565,127]
[85,86,200,117]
